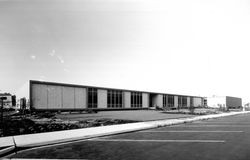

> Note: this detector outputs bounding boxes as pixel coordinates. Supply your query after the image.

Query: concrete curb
[13,122,154,148]
[0,137,15,156]
[1,111,250,157]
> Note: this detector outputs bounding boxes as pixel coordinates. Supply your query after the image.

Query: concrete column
[156,94,163,108]
[142,93,149,108]
[98,89,107,108]
[124,91,131,108]
[187,97,190,107]
[174,96,178,108]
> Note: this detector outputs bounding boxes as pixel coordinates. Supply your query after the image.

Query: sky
[0,0,250,103]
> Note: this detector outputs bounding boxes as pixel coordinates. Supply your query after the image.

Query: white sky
[0,0,250,103]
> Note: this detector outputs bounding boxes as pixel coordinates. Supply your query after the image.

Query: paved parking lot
[8,113,250,160]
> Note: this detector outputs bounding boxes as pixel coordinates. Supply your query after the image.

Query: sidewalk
[1,111,250,157]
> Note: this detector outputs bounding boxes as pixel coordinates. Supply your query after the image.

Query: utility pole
[0,97,7,136]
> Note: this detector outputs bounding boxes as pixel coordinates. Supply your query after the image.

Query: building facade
[206,96,242,109]
[30,80,205,111]
[0,93,12,108]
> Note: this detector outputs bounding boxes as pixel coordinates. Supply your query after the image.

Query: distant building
[206,96,242,109]
[30,80,205,111]
[244,103,250,110]
[0,93,12,108]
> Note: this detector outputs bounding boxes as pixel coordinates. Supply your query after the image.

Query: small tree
[11,95,16,106]
[177,105,180,111]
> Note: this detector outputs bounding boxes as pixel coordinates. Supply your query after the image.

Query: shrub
[2,118,36,136]
[86,109,98,114]
[189,106,195,114]
[37,112,55,118]
[2,108,16,112]
[156,106,163,110]
[219,106,228,112]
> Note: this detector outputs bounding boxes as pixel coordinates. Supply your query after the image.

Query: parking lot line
[3,159,89,160]
[195,122,250,124]
[88,139,225,143]
[170,125,250,127]
[140,130,243,133]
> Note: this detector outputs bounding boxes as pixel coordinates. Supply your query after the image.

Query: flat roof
[0,93,11,96]
[30,80,204,98]
[207,96,242,99]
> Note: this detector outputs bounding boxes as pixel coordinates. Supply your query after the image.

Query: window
[131,92,142,108]
[88,88,98,108]
[182,96,187,107]
[168,95,174,107]
[178,96,187,108]
[163,95,168,107]
[178,96,182,107]
[107,90,123,108]
[190,97,193,107]
[204,98,207,106]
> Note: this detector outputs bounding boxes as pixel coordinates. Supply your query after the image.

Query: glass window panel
[88,88,97,108]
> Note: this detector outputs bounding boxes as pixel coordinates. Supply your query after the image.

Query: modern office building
[206,96,242,109]
[30,80,205,111]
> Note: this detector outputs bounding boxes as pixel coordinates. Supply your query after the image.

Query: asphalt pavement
[7,113,250,160]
